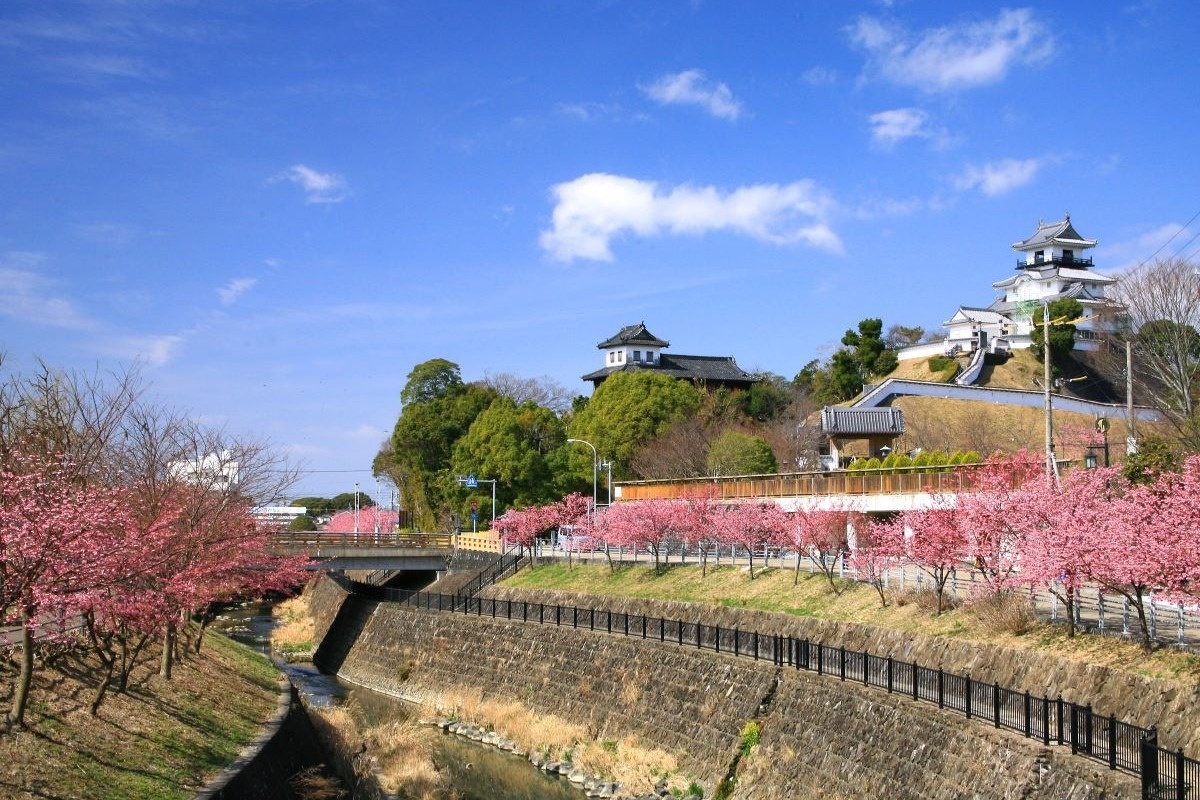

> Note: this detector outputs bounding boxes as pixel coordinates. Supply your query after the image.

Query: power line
[1135,208,1200,268]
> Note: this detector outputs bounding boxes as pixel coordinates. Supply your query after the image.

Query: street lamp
[567,438,598,519]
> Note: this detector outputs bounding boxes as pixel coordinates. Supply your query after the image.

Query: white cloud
[0,253,94,329]
[800,66,838,86]
[217,277,257,306]
[869,107,931,147]
[539,173,841,263]
[98,333,184,366]
[849,8,1052,92]
[555,101,622,122]
[274,164,348,204]
[640,69,743,120]
[952,158,1041,196]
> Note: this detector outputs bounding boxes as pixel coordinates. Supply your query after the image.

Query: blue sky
[3,1,1198,500]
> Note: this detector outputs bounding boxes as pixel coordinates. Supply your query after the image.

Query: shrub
[739,721,760,756]
[969,591,1037,635]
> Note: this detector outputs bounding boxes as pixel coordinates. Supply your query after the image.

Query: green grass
[0,626,282,799]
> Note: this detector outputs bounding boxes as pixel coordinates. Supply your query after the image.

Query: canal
[213,601,588,800]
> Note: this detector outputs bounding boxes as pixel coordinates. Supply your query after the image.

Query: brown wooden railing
[616,465,989,502]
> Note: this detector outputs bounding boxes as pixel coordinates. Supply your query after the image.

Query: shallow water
[212,601,587,800]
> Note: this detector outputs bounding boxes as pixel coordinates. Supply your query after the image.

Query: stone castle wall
[309,577,1146,799]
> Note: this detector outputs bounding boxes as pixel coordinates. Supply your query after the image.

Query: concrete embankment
[309,576,1154,799]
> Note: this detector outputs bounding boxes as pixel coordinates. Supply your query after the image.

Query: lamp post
[567,438,598,520]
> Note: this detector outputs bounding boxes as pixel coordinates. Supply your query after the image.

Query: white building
[901,216,1121,360]
[167,449,240,492]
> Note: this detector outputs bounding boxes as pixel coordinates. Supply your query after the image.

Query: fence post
[1085,704,1094,756]
[912,664,919,701]
[1108,716,1117,771]
[753,631,759,660]
[817,643,823,675]
[1057,697,1065,745]
[965,675,973,720]
[1175,749,1185,800]
[1141,727,1159,797]
[1070,702,1078,755]
[937,668,945,709]
[1042,696,1051,746]
[716,625,722,654]
[1023,691,1031,738]
[839,646,846,681]
[993,683,1001,728]
[734,628,740,658]
[886,656,893,693]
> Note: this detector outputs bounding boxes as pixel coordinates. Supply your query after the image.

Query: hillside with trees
[375,264,1200,529]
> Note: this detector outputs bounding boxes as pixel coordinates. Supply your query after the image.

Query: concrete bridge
[272,532,455,571]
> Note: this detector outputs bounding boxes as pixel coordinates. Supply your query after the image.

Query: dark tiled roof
[582,354,757,385]
[597,322,669,349]
[821,406,905,435]
[1012,215,1096,250]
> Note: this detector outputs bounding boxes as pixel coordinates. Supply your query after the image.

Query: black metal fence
[346,580,1195,799]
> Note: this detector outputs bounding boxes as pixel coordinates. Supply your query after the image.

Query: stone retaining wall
[483,586,1200,755]
[309,577,1144,799]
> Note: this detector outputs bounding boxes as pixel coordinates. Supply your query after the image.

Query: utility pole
[1126,339,1137,454]
[1043,302,1056,481]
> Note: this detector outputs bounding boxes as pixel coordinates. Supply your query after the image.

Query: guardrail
[348,582,1196,800]
[272,532,454,552]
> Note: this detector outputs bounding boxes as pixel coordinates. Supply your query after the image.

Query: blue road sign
[466,474,478,488]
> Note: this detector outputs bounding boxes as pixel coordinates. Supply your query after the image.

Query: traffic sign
[470,499,478,510]
[465,474,478,488]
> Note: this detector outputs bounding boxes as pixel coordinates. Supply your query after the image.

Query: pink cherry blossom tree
[849,516,900,608]
[713,501,792,579]
[597,499,689,571]
[676,486,722,576]
[1083,460,1200,651]
[1011,466,1103,638]
[0,450,134,729]
[792,498,860,592]
[890,496,968,614]
[953,450,1044,596]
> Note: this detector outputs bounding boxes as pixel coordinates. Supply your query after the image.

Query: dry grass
[432,686,680,795]
[273,594,315,656]
[312,705,451,800]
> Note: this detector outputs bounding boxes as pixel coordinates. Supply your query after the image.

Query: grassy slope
[501,563,1200,685]
[0,629,282,800]
[882,349,1166,460]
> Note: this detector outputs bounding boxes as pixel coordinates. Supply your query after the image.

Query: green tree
[400,358,463,407]
[885,324,926,349]
[740,373,793,421]
[330,491,374,510]
[842,318,896,378]
[288,515,316,531]
[568,372,703,480]
[1122,436,1181,485]
[451,398,573,513]
[380,360,500,530]
[706,430,777,476]
[1030,298,1083,366]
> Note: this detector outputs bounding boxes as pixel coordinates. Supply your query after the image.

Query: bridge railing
[272,531,454,553]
